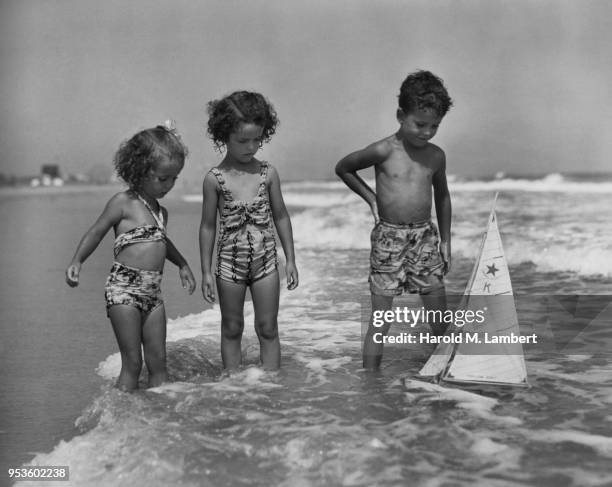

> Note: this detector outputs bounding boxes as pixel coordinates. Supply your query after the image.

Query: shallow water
[4,174,612,486]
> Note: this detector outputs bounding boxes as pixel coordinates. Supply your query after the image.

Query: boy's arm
[268,165,298,290]
[334,140,390,222]
[65,193,123,286]
[432,154,452,273]
[199,173,219,302]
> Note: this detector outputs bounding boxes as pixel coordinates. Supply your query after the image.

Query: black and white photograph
[1,1,611,486]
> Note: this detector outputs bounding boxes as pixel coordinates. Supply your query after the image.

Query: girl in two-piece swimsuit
[65,122,196,392]
[200,91,299,371]
[105,194,167,316]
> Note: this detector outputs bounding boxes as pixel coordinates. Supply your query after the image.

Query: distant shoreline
[0,183,124,198]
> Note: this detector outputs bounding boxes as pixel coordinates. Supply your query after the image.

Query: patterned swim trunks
[369,219,445,296]
[104,261,163,316]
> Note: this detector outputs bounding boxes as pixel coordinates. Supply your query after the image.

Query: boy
[335,70,453,370]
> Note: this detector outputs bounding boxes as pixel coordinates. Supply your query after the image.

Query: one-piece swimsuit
[211,162,278,284]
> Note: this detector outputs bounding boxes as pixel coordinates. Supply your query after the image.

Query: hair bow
[161,119,181,139]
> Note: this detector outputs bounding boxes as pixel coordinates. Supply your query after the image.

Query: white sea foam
[282,192,361,207]
[181,189,361,208]
[453,173,612,193]
[290,206,372,250]
[96,353,121,381]
[282,180,349,191]
[182,173,612,206]
[290,209,612,278]
[180,172,612,278]
[180,194,202,203]
[523,245,612,276]
[470,437,512,456]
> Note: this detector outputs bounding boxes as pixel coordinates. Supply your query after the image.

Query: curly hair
[398,70,453,117]
[114,126,188,191]
[206,91,279,152]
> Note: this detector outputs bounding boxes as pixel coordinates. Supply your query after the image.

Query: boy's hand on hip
[370,201,380,225]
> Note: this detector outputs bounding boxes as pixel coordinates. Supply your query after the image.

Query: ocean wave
[180,194,203,203]
[282,180,348,191]
[290,204,612,277]
[451,173,612,193]
[181,191,362,208]
[509,244,612,277]
[182,181,612,278]
[181,173,612,207]
[283,192,361,208]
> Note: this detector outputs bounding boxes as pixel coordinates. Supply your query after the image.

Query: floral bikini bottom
[104,261,163,316]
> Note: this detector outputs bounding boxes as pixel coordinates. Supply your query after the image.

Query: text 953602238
[7,466,69,481]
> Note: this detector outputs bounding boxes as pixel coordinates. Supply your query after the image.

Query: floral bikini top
[113,194,166,258]
[210,162,273,232]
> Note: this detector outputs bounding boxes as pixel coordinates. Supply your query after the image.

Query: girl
[200,91,298,371]
[65,122,196,391]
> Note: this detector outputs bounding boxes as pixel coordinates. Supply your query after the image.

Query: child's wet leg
[363,293,394,370]
[142,304,168,387]
[108,305,143,392]
[217,278,247,370]
[421,286,448,336]
[251,271,280,370]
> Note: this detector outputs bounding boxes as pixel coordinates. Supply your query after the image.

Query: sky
[1,0,611,186]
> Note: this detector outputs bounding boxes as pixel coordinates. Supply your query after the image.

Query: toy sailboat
[418,194,528,386]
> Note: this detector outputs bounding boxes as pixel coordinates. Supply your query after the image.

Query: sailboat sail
[419,194,528,386]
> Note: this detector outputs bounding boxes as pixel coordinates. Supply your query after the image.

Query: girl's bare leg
[142,304,168,387]
[250,271,280,370]
[108,305,143,391]
[216,278,247,370]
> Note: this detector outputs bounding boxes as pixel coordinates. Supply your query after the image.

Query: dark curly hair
[113,125,188,191]
[206,91,279,152]
[398,70,453,117]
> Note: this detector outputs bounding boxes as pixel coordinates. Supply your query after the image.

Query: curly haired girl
[66,122,196,391]
[200,91,298,371]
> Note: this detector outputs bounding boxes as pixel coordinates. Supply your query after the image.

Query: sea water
[3,173,612,486]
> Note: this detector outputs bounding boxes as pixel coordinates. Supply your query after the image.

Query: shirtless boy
[335,70,453,370]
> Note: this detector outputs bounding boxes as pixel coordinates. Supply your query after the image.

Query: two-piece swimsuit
[210,162,278,284]
[104,195,166,316]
